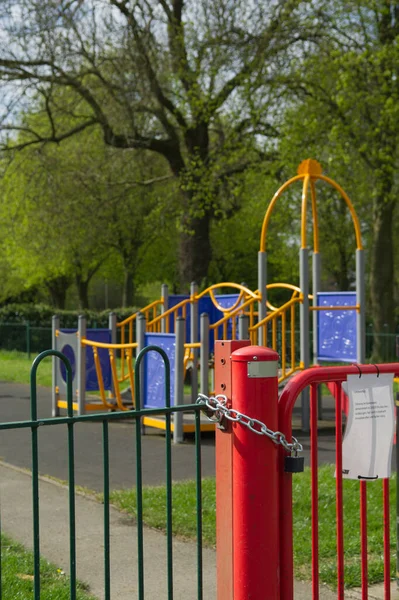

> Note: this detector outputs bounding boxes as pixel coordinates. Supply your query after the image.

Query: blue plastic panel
[59,328,112,391]
[317,292,357,362]
[167,294,241,352]
[211,294,240,352]
[143,333,175,408]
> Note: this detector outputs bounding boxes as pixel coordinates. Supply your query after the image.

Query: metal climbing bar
[116,299,164,377]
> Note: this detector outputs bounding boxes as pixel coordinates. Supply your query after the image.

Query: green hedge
[0,304,141,328]
[0,304,143,353]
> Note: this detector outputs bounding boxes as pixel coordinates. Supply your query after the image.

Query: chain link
[196,393,303,455]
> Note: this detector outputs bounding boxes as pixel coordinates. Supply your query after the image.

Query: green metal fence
[0,322,52,357]
[0,346,205,600]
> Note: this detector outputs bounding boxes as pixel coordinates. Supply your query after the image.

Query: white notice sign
[341,374,394,480]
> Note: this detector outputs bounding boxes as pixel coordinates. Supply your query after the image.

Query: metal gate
[212,340,399,599]
[279,363,399,599]
[0,347,206,600]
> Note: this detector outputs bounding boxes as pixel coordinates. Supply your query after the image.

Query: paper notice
[341,373,394,480]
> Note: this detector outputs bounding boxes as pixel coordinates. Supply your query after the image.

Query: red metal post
[360,481,368,599]
[310,383,319,600]
[383,478,391,600]
[215,340,250,600]
[335,382,345,600]
[231,345,280,600]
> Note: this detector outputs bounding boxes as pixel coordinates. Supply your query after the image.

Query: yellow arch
[260,174,303,252]
[259,159,363,252]
[196,282,258,312]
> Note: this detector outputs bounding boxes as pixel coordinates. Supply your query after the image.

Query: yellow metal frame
[142,416,215,433]
[75,338,139,412]
[249,295,303,384]
[117,298,164,378]
[260,159,363,253]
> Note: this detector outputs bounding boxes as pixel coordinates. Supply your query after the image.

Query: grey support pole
[52,315,60,417]
[109,312,117,399]
[136,313,146,409]
[109,312,117,344]
[200,313,210,395]
[77,315,87,415]
[258,251,267,346]
[174,317,185,444]
[312,252,321,363]
[238,314,250,341]
[312,251,323,419]
[161,284,169,333]
[356,249,366,363]
[190,281,199,404]
[300,248,310,432]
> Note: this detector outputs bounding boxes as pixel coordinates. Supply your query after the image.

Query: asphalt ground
[0,381,349,492]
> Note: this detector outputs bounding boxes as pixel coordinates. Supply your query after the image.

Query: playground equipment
[51,312,216,441]
[52,158,365,433]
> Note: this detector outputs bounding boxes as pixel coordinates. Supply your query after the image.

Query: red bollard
[231,345,280,600]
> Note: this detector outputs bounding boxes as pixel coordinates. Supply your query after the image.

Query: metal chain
[196,393,303,455]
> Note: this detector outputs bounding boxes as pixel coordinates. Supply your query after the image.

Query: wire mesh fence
[0,322,52,357]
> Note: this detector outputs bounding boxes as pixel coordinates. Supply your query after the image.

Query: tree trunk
[369,195,395,360]
[164,125,213,291]
[178,210,212,290]
[76,276,90,310]
[123,269,135,308]
[46,276,71,309]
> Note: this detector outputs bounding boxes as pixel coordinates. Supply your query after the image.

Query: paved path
[0,461,339,600]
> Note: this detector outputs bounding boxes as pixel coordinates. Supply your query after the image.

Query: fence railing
[0,346,206,600]
[279,362,399,599]
[0,322,52,357]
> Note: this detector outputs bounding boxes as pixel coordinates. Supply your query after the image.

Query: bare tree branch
[1,119,98,150]
[110,0,188,129]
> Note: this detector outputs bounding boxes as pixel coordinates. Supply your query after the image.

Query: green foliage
[280,0,399,348]
[0,304,140,328]
[209,165,301,290]
[0,0,326,287]
[0,112,173,308]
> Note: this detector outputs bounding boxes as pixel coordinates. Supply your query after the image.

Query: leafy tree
[0,123,167,308]
[0,0,323,290]
[210,164,301,293]
[279,0,399,358]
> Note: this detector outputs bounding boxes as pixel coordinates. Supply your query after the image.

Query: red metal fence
[214,341,399,600]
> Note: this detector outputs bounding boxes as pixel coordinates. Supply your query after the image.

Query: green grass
[0,534,95,599]
[0,350,195,398]
[109,466,396,589]
[293,465,395,587]
[0,351,53,387]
